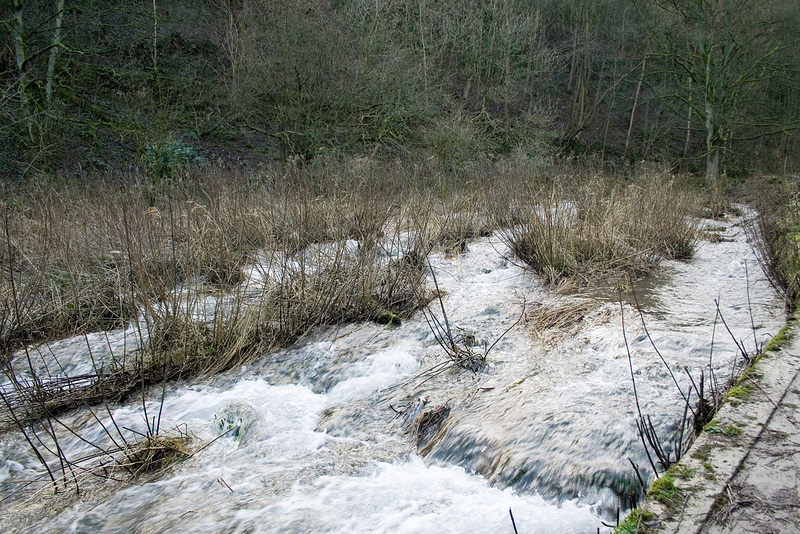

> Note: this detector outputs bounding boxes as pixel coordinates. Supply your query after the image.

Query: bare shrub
[750,179,800,306]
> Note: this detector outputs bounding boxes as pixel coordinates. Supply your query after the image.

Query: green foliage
[702,461,717,481]
[614,509,656,534]
[737,364,764,383]
[142,139,206,180]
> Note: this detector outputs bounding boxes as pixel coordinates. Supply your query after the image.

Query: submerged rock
[375,310,402,326]
[214,401,263,444]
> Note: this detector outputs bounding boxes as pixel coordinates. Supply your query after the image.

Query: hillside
[2,0,799,179]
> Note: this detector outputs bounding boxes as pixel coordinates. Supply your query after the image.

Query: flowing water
[0,212,785,533]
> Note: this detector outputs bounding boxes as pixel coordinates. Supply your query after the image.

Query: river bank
[624,312,800,533]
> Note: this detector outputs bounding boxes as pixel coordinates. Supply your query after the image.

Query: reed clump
[499,176,700,285]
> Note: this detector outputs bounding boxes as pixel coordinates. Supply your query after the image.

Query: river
[0,210,784,533]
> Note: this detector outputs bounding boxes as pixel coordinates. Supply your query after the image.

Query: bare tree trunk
[11,0,34,142]
[502,0,511,125]
[219,1,239,77]
[152,0,159,74]
[45,0,66,105]
[683,77,692,160]
[704,50,719,190]
[705,99,720,190]
[418,0,429,107]
[624,57,646,159]
[562,6,593,145]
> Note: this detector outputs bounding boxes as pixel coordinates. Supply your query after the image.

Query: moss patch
[737,365,763,383]
[725,385,754,402]
[614,509,656,534]
[704,422,743,437]
[702,461,718,481]
[649,474,682,506]
[374,310,402,327]
[691,443,712,462]
[666,464,694,480]
[764,322,793,353]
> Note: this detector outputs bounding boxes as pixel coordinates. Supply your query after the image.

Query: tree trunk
[152,0,159,74]
[624,58,646,159]
[683,78,692,160]
[704,49,719,190]
[418,0,429,107]
[45,0,66,105]
[705,96,720,190]
[11,0,34,142]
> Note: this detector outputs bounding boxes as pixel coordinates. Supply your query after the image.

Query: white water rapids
[0,212,785,533]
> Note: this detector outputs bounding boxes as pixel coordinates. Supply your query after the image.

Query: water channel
[0,211,784,533]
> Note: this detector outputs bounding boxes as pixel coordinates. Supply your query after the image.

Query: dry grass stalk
[526,299,600,343]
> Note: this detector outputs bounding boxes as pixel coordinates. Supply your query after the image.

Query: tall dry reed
[498,175,700,285]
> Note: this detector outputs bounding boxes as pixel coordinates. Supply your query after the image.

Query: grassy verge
[751,177,800,308]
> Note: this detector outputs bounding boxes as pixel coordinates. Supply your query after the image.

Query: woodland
[1,0,799,182]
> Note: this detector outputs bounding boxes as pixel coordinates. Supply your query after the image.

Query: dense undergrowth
[750,179,800,309]
[3,1,798,180]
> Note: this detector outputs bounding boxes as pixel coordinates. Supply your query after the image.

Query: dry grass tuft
[115,428,193,476]
[499,176,700,285]
[527,299,600,343]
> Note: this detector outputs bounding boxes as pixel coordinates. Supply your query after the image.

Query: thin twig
[509,508,519,534]
[631,287,692,414]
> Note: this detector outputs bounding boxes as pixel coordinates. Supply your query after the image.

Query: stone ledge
[634,320,800,533]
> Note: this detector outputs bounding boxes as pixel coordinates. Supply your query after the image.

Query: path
[700,360,800,534]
